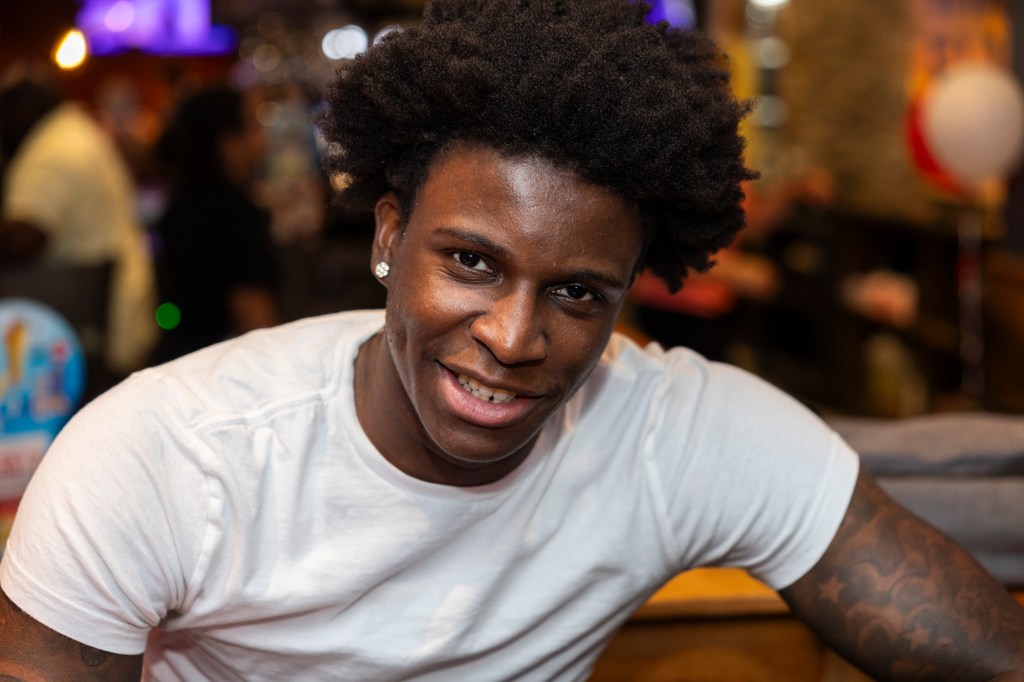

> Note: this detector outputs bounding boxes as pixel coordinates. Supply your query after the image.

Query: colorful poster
[0,299,86,553]
[910,0,1009,90]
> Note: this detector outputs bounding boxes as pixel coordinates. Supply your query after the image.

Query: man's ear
[372,192,403,280]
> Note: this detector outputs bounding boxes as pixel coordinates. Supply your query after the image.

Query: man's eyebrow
[436,226,627,291]
[436,226,510,260]
[563,268,627,291]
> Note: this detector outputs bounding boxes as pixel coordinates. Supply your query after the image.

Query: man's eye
[556,284,596,302]
[454,252,489,272]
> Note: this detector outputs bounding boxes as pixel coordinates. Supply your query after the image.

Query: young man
[2,1,1023,679]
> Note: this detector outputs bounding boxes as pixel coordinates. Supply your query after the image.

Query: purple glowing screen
[76,0,236,56]
[644,0,696,27]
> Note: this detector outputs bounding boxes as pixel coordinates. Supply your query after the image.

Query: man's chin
[430,429,542,477]
[441,447,522,468]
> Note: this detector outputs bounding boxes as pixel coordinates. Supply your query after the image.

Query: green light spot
[155,302,182,330]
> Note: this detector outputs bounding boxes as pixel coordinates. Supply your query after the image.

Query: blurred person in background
[0,63,157,379]
[149,84,281,363]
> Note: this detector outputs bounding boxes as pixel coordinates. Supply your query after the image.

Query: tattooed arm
[0,587,142,682]
[780,467,1024,681]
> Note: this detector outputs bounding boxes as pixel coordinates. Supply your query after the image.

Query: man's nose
[469,288,547,366]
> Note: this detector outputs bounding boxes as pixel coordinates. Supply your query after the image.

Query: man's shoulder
[598,331,715,388]
[588,332,788,425]
[122,310,384,428]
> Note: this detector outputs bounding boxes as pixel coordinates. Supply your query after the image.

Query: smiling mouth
[457,373,518,404]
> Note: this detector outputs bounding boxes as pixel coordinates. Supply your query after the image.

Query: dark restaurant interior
[2,1,1024,679]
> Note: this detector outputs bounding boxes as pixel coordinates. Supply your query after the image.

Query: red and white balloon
[920,63,1024,184]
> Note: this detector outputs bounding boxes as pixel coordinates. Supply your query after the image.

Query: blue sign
[0,299,86,550]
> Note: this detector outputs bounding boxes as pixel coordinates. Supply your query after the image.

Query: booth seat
[828,412,1024,587]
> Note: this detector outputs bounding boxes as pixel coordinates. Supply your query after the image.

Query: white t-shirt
[2,102,156,373]
[0,310,858,681]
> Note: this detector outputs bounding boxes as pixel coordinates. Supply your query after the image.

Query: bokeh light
[104,1,135,32]
[321,25,368,61]
[256,100,283,127]
[373,25,402,45]
[155,302,182,330]
[54,29,88,70]
[252,43,281,72]
[756,36,791,69]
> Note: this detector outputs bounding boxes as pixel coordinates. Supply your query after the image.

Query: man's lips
[438,365,543,428]
[457,373,517,403]
[443,364,543,399]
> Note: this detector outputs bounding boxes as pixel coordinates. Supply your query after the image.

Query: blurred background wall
[1,0,1023,419]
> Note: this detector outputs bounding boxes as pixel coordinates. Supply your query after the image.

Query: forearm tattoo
[783,471,1024,681]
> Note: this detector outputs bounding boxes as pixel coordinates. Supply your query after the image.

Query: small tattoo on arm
[817,575,844,604]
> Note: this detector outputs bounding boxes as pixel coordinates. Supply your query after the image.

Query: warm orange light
[54,29,88,70]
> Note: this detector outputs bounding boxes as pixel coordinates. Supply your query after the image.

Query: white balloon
[921,64,1024,182]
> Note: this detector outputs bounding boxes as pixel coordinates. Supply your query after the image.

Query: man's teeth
[457,374,517,403]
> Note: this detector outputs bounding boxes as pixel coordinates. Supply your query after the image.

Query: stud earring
[374,261,391,279]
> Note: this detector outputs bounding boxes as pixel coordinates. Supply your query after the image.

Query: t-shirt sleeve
[0,371,212,655]
[649,353,860,590]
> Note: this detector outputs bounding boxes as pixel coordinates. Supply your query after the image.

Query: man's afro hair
[319,0,756,292]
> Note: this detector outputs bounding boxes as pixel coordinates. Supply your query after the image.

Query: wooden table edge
[633,568,1024,621]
